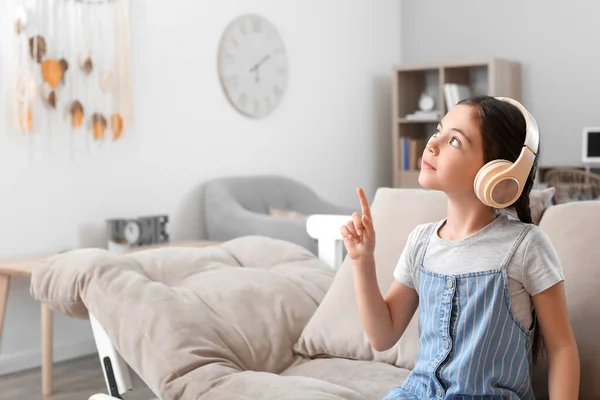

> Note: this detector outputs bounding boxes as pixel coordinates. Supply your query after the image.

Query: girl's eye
[450,137,462,148]
[430,130,440,140]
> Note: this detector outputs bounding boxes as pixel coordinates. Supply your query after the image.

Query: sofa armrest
[306,214,351,271]
[90,313,133,398]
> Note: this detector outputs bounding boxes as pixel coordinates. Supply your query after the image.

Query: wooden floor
[0,355,156,400]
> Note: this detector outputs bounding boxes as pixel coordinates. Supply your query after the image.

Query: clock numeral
[265,96,273,110]
[239,21,248,36]
[229,37,239,48]
[273,85,283,100]
[223,75,238,91]
[223,53,235,65]
[253,99,260,115]
[238,92,248,108]
[252,18,262,33]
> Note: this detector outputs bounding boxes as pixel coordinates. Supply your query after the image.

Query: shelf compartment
[395,68,441,120]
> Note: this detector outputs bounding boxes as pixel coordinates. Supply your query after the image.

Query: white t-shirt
[393,213,565,329]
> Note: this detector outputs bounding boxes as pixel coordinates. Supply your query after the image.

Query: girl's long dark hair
[459,95,543,364]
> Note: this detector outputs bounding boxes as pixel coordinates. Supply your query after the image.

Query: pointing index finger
[357,188,371,218]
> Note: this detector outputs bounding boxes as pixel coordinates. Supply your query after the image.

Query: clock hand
[257,54,271,67]
[249,54,271,73]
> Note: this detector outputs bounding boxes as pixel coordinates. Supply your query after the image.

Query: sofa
[202,175,355,255]
[30,188,600,399]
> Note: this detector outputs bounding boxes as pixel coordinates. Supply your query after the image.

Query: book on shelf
[398,137,427,171]
[404,110,441,121]
[443,83,471,110]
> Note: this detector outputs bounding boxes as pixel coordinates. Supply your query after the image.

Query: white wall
[400,0,600,167]
[0,0,401,375]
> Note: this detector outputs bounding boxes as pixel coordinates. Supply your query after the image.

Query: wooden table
[0,255,54,396]
[0,240,220,397]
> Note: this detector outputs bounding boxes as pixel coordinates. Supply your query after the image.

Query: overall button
[436,388,444,398]
[446,279,453,289]
[443,339,450,349]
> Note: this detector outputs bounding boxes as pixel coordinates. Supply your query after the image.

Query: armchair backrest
[203,175,321,215]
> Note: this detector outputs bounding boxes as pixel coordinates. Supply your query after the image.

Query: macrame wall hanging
[3,0,132,160]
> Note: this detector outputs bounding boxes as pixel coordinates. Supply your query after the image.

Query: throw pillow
[268,206,309,220]
[499,187,555,225]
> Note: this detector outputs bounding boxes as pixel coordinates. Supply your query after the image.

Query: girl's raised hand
[341,188,376,263]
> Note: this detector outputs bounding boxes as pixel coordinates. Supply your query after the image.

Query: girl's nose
[426,140,439,156]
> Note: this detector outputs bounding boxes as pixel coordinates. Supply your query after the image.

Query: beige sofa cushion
[282,357,411,399]
[194,356,412,399]
[30,236,336,399]
[531,200,600,400]
[293,188,448,368]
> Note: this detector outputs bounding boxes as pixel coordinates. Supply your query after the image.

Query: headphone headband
[495,97,539,158]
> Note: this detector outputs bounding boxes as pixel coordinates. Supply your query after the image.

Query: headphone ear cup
[474,160,509,198]
[474,160,513,207]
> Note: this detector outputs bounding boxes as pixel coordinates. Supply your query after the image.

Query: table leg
[0,274,10,347]
[41,304,53,396]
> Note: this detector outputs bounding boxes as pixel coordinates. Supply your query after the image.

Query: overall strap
[414,221,439,267]
[499,224,535,268]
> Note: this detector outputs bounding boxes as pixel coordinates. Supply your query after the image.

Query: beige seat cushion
[282,357,411,399]
[30,236,335,399]
[293,188,448,368]
[189,369,365,399]
[196,356,411,400]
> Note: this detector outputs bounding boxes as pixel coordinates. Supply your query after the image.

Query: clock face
[419,94,435,112]
[218,14,288,118]
[124,220,141,245]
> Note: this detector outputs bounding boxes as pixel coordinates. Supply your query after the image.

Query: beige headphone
[473,97,539,209]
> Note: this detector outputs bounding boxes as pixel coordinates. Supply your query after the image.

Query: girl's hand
[340,188,376,263]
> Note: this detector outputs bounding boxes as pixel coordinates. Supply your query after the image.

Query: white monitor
[582,127,600,164]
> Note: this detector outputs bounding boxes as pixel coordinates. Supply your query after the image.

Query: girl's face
[418,104,486,196]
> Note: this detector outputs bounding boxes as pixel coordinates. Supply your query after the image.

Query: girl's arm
[341,188,419,352]
[532,281,580,399]
[353,257,419,351]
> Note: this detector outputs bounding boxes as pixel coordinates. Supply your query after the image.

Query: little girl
[341,96,580,399]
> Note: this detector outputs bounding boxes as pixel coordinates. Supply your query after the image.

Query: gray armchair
[202,175,355,255]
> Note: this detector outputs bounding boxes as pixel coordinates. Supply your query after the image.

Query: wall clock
[218,14,288,118]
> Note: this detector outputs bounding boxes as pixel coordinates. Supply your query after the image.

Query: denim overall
[382,222,536,400]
